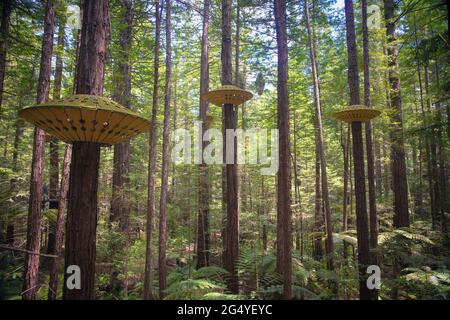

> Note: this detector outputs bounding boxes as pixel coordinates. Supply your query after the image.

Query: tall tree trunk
[144,0,162,300]
[292,109,302,256]
[341,125,350,260]
[48,144,72,300]
[110,0,134,295]
[313,128,323,259]
[111,0,133,232]
[8,67,34,244]
[433,60,449,246]
[311,0,321,261]
[221,0,240,294]
[8,118,24,245]
[436,104,449,244]
[47,14,66,254]
[0,0,12,118]
[235,0,246,213]
[375,138,382,198]
[274,0,292,300]
[341,125,350,233]
[260,177,268,252]
[412,16,424,217]
[196,0,210,269]
[158,0,172,299]
[22,0,55,300]
[63,0,109,300]
[170,82,177,202]
[384,0,410,228]
[382,136,390,198]
[221,109,227,265]
[417,63,436,227]
[235,0,240,86]
[304,0,333,270]
[362,0,378,300]
[424,63,440,229]
[344,0,371,301]
[361,0,378,261]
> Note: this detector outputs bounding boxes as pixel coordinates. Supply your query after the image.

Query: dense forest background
[0,0,449,300]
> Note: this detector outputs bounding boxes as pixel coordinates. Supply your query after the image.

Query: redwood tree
[196,0,211,269]
[222,0,240,294]
[63,0,109,300]
[48,144,72,300]
[344,0,371,300]
[47,10,68,300]
[362,0,378,300]
[383,0,410,228]
[111,0,133,232]
[47,12,66,254]
[110,0,134,294]
[303,0,333,270]
[159,0,172,299]
[144,0,162,300]
[362,0,378,255]
[0,0,12,118]
[22,0,55,300]
[274,0,292,300]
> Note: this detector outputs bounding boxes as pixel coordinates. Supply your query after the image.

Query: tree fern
[201,292,242,300]
[194,266,230,282]
[258,284,317,300]
[164,279,224,300]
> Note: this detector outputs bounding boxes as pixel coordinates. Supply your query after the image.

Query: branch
[0,244,58,258]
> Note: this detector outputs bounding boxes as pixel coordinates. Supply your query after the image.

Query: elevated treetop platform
[333,104,381,123]
[19,94,151,145]
[202,85,253,106]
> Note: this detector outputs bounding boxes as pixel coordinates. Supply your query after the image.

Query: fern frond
[165,279,224,300]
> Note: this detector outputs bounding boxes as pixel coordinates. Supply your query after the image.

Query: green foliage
[0,252,23,300]
[165,279,224,300]
[399,267,450,300]
[378,229,435,246]
[201,292,242,300]
[165,265,231,300]
[194,266,230,283]
[0,0,448,301]
[259,285,317,300]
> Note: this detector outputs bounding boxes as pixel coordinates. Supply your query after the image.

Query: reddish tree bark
[47,15,66,254]
[375,139,382,198]
[0,0,12,118]
[341,125,350,233]
[110,0,134,295]
[235,0,240,87]
[8,68,34,244]
[274,0,292,300]
[361,1,379,300]
[383,0,410,228]
[412,18,424,218]
[424,63,441,229]
[344,0,371,300]
[304,0,333,270]
[22,0,55,300]
[362,0,378,276]
[221,0,240,294]
[111,0,133,232]
[158,0,172,299]
[48,144,72,300]
[63,0,109,300]
[433,60,449,246]
[313,124,323,260]
[292,110,302,255]
[196,0,211,269]
[144,0,162,300]
[415,62,436,228]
